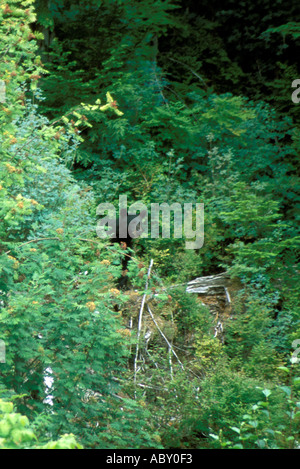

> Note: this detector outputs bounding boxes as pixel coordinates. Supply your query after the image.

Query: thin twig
[147,304,184,371]
[4,237,60,255]
[169,57,208,89]
[145,349,159,369]
[168,346,173,380]
[152,62,170,109]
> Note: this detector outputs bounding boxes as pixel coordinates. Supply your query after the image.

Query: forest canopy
[0,0,299,450]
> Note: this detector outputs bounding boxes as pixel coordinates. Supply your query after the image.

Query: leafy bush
[209,372,300,449]
[0,399,82,449]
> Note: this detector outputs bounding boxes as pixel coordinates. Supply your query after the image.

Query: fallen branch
[147,304,184,371]
[133,259,154,394]
[224,287,231,304]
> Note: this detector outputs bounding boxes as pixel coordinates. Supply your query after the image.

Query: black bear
[109,208,147,288]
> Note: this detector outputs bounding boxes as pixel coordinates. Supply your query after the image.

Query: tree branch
[147,304,184,371]
[133,258,154,395]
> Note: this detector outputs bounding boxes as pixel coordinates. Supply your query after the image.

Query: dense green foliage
[0,0,299,449]
[0,398,82,448]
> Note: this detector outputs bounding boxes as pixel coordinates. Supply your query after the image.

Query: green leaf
[0,401,13,413]
[277,366,290,374]
[280,386,292,397]
[262,389,272,398]
[256,439,266,448]
[230,426,241,434]
[249,420,258,428]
